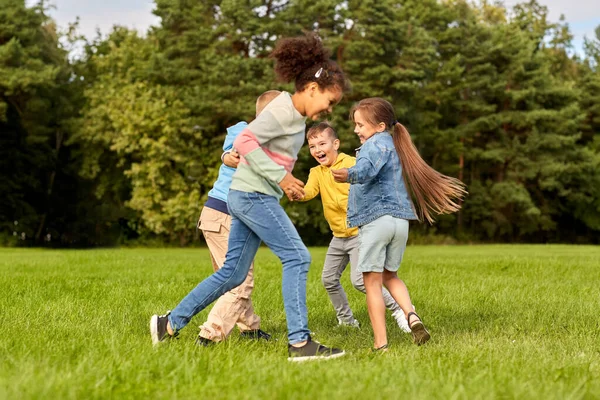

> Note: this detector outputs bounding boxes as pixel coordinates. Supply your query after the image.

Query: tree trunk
[35,130,63,242]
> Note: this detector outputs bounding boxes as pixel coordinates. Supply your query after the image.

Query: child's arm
[221,125,241,168]
[297,169,320,202]
[222,150,240,168]
[346,142,386,184]
[223,127,237,152]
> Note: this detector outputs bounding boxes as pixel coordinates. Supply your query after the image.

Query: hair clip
[315,67,324,78]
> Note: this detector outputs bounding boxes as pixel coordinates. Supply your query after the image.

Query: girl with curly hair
[151,34,349,361]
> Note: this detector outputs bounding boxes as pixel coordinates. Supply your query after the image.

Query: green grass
[1,245,599,399]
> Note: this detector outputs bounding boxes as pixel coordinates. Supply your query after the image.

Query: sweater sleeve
[233,109,288,183]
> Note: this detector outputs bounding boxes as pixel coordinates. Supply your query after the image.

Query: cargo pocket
[199,220,222,233]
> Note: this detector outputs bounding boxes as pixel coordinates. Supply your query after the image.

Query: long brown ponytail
[350,98,467,223]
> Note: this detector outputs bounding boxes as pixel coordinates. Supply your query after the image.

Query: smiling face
[304,84,343,121]
[353,109,385,144]
[308,131,340,167]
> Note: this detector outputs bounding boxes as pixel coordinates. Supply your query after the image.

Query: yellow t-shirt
[301,153,358,238]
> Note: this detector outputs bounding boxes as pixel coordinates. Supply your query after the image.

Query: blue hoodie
[205,121,247,213]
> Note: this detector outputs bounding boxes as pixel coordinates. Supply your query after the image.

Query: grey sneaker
[338,317,360,328]
[288,337,346,362]
[150,311,175,345]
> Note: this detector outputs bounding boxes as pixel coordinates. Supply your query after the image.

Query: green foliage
[0,0,81,244]
[2,0,600,245]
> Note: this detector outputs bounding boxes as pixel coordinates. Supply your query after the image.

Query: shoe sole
[287,351,346,362]
[411,322,430,345]
[150,315,160,346]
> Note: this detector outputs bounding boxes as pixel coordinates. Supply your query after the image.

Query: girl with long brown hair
[332,97,466,350]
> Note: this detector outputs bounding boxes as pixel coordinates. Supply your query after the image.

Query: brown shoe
[407,312,430,345]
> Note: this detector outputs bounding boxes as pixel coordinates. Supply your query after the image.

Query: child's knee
[299,247,311,266]
[226,265,251,288]
[352,279,366,293]
[382,270,398,281]
[230,273,247,288]
[321,274,338,290]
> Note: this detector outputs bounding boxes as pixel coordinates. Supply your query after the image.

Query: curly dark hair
[270,33,348,93]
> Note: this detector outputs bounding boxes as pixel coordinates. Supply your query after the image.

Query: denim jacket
[347,131,417,228]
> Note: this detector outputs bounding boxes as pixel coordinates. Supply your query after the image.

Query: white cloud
[503,0,599,55]
[38,0,160,38]
[503,0,599,23]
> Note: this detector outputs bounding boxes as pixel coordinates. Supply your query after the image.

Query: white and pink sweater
[231,92,307,199]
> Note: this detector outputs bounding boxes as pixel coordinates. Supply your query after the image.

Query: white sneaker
[392,309,412,333]
[338,317,360,328]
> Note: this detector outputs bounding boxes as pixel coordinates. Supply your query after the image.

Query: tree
[0,0,77,245]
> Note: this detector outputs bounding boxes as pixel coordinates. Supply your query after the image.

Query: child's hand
[223,150,240,168]
[331,168,349,183]
[279,172,305,201]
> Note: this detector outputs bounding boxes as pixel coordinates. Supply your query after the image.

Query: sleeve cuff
[347,167,356,184]
[221,151,231,162]
[274,169,287,183]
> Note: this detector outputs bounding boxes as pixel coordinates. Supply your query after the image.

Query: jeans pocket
[229,191,255,216]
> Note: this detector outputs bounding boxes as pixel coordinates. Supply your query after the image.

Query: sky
[32,0,600,56]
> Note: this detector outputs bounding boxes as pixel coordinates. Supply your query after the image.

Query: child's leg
[348,236,402,314]
[198,208,261,341]
[383,270,430,345]
[381,270,414,316]
[363,271,387,348]
[348,235,365,293]
[356,217,398,348]
[232,263,260,333]
[380,218,412,314]
[231,192,311,345]
[322,237,353,323]
[168,215,260,333]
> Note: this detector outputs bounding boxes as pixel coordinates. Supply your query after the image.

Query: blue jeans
[169,190,312,344]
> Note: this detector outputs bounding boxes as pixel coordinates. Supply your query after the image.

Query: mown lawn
[0,245,598,399]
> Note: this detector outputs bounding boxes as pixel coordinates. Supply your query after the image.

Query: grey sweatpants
[322,235,401,323]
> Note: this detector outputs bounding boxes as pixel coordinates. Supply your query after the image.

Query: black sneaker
[240,329,272,341]
[150,311,175,345]
[287,337,346,362]
[196,336,215,347]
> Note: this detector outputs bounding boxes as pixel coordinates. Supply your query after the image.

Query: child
[299,122,411,333]
[196,90,281,346]
[332,98,466,350]
[150,33,350,361]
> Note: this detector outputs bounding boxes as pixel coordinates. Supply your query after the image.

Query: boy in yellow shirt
[300,122,411,331]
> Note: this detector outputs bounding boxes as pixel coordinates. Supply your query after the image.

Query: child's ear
[307,82,319,96]
[333,139,340,150]
[377,122,386,132]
